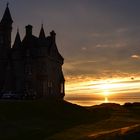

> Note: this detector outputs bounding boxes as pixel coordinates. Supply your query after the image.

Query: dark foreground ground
[0,100,139,140]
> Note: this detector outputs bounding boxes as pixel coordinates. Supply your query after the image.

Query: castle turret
[12,30,22,60]
[13,30,21,49]
[0,4,13,92]
[39,24,45,39]
[0,3,13,49]
[12,30,24,94]
[0,3,13,25]
[49,30,64,64]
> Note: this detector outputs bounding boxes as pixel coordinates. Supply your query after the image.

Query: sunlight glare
[104,97,109,103]
[103,91,110,96]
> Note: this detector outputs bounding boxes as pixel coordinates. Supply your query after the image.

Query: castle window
[48,81,52,87]
[61,83,64,93]
[48,81,53,94]
[43,80,47,96]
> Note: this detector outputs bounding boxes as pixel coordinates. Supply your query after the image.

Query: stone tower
[0,4,13,91]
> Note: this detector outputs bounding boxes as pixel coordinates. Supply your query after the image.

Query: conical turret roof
[0,3,13,25]
[39,24,46,39]
[13,30,21,48]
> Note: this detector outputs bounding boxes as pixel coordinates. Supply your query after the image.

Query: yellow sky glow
[65,76,140,97]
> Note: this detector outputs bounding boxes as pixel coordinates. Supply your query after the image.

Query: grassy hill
[0,100,139,140]
[0,100,112,140]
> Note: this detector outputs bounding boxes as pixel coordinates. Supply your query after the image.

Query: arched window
[48,81,53,94]
[61,83,64,94]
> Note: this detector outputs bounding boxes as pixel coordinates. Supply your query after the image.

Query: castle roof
[22,34,39,48]
[13,30,22,48]
[0,4,13,26]
[39,24,46,39]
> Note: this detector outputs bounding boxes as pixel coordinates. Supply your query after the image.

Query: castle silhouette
[0,4,65,99]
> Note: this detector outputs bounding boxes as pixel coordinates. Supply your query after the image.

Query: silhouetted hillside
[0,100,112,140]
[0,101,139,140]
[46,102,140,140]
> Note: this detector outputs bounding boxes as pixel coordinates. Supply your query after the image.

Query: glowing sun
[99,83,114,97]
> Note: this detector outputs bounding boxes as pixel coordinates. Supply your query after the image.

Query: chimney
[50,30,56,42]
[25,25,33,36]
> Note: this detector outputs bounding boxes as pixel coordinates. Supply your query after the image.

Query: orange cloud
[131,55,140,59]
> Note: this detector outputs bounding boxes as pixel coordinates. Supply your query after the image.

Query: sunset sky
[1,0,140,105]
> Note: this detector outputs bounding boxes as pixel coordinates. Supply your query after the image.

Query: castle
[0,4,65,99]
